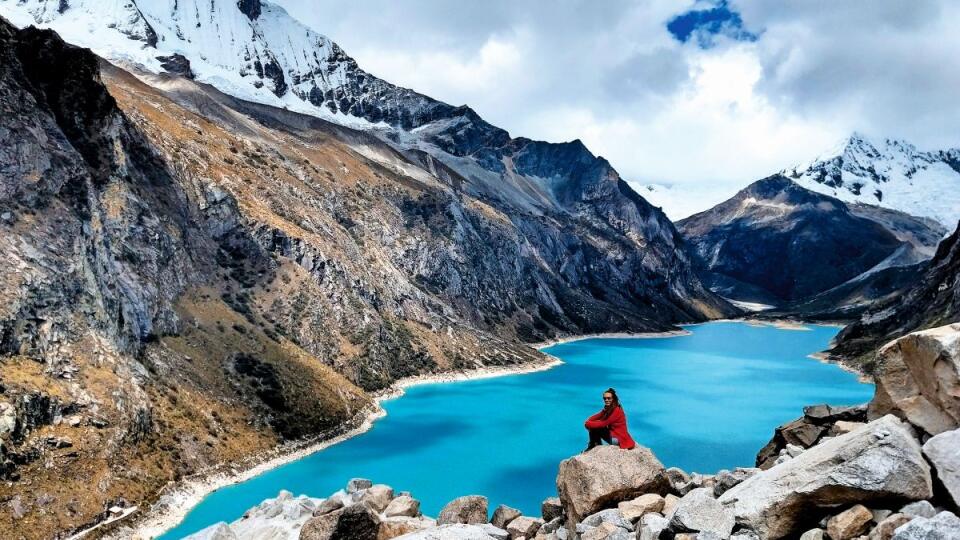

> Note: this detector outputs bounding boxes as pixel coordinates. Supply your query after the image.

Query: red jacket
[585,406,636,449]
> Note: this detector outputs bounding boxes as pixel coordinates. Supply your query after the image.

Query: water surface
[161,321,872,538]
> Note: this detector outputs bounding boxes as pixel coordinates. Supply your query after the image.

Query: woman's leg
[587,427,612,450]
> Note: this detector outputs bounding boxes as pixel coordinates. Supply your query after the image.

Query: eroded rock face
[556,446,668,524]
[868,324,960,436]
[719,415,932,539]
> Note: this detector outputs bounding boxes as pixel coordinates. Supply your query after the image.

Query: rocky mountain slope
[0,10,734,539]
[831,220,960,370]
[677,175,944,311]
[786,132,960,230]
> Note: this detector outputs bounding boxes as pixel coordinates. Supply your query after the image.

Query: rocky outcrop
[556,445,668,524]
[719,415,933,538]
[755,403,867,469]
[867,324,960,436]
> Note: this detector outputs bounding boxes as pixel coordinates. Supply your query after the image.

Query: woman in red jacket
[584,388,636,451]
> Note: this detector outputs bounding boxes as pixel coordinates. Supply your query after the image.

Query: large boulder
[718,415,933,539]
[556,445,667,523]
[921,428,960,507]
[490,504,521,529]
[541,497,563,522]
[437,496,489,525]
[300,503,381,540]
[505,516,543,538]
[377,516,435,540]
[756,404,867,469]
[667,488,734,538]
[361,485,395,512]
[869,324,960,436]
[391,524,500,539]
[384,495,421,518]
[891,511,960,539]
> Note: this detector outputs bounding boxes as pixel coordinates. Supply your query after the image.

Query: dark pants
[587,427,613,449]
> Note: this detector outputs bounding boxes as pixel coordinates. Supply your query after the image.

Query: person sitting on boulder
[584,387,636,451]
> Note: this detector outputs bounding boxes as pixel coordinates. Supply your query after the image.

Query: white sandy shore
[110,354,565,539]
[530,329,691,349]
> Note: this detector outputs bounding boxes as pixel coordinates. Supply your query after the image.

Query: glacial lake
[160,321,873,539]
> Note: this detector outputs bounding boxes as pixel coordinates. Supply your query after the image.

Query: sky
[272,0,960,218]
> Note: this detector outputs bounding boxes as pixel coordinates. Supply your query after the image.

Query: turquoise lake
[160,321,873,539]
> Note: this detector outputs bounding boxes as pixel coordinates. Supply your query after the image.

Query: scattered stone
[361,484,394,512]
[541,497,563,522]
[832,421,866,436]
[506,516,543,539]
[637,514,669,540]
[827,505,873,540]
[868,513,912,540]
[438,496,488,525]
[480,523,509,540]
[300,503,380,540]
[617,493,664,522]
[667,488,734,538]
[713,468,759,497]
[662,494,680,517]
[869,324,960,436]
[666,467,691,493]
[730,531,760,540]
[899,500,936,519]
[871,509,893,524]
[490,504,521,529]
[580,521,629,540]
[539,517,563,535]
[377,516,434,540]
[315,494,346,516]
[891,511,960,539]
[719,415,933,539]
[347,478,373,494]
[555,445,667,523]
[389,523,501,539]
[384,495,420,518]
[799,529,826,540]
[9,496,26,519]
[580,508,632,531]
[921,428,960,507]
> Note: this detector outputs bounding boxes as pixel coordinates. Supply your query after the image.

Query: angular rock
[719,415,933,539]
[667,488,733,538]
[315,494,346,516]
[713,468,759,497]
[730,531,759,540]
[832,421,867,436]
[377,516,434,540]
[891,511,960,539]
[300,503,381,540]
[384,495,420,518]
[361,485,395,512]
[869,324,960,436]
[922,428,960,507]
[541,497,563,522]
[868,513,912,540]
[617,493,664,523]
[438,496,489,525]
[580,508,632,531]
[899,501,936,519]
[665,467,691,494]
[390,523,500,539]
[871,509,893,524]
[348,479,373,494]
[637,514,669,540]
[580,522,628,540]
[798,530,825,540]
[662,494,680,517]
[556,445,667,523]
[827,505,873,540]
[506,516,543,539]
[490,504,521,529]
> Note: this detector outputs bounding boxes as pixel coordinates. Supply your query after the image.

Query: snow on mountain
[785,133,960,229]
[631,182,742,221]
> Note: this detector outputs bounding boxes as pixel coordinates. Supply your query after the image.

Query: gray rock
[315,495,346,516]
[389,524,499,539]
[798,530,825,540]
[899,500,936,519]
[667,488,733,538]
[617,493,664,523]
[490,504,521,529]
[300,503,380,540]
[541,497,563,522]
[539,517,563,534]
[891,511,960,539]
[869,324,960,436]
[713,468,759,497]
[384,495,420,518]
[347,478,373,494]
[437,496,489,525]
[637,514,669,540]
[580,508,632,531]
[729,531,760,540]
[360,484,394,512]
[183,522,238,540]
[480,523,509,540]
[869,513,912,540]
[871,509,894,524]
[556,445,667,523]
[665,467,691,494]
[377,516,434,539]
[719,415,933,539]
[922,428,960,507]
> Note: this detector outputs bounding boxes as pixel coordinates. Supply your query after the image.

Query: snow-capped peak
[784,132,960,229]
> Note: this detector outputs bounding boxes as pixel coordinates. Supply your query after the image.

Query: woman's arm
[584,410,612,429]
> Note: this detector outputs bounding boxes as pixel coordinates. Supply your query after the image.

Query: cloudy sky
[274,0,960,218]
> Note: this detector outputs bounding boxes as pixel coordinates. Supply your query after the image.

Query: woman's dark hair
[600,388,620,419]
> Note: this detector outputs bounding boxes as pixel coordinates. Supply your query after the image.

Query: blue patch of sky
[667,0,759,48]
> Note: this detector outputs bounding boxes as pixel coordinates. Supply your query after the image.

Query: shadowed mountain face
[676,175,932,305]
[0,15,733,537]
[831,221,960,370]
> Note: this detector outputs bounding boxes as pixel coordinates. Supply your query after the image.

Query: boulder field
[181,323,960,540]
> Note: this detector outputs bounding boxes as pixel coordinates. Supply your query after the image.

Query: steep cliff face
[831,220,960,370]
[0,14,733,538]
[677,176,940,308]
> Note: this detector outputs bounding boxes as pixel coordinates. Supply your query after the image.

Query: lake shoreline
[114,352,565,539]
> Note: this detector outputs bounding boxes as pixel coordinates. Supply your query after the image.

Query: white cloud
[273,0,960,219]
